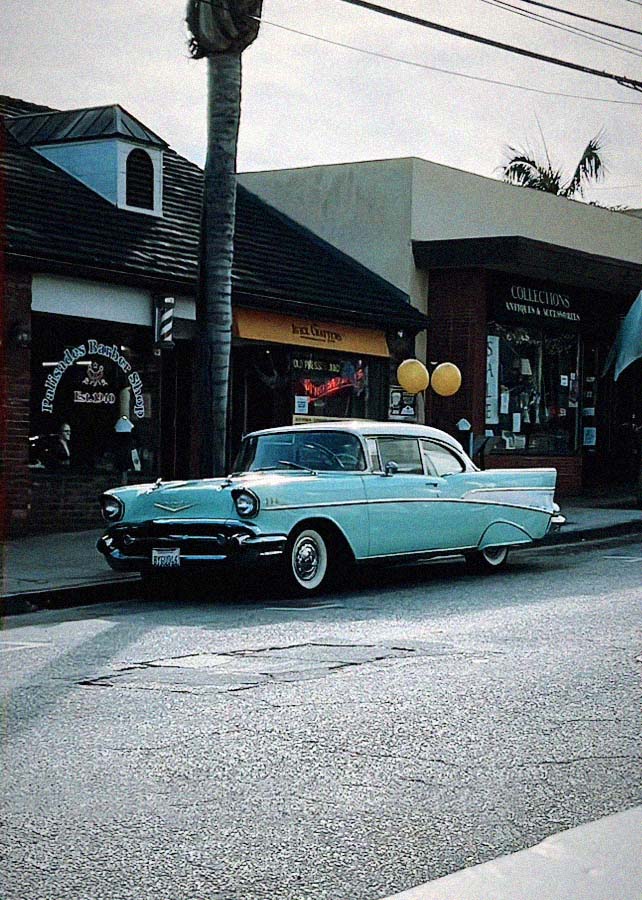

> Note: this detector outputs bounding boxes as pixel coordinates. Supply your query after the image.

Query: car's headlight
[232,488,260,518]
[100,493,124,522]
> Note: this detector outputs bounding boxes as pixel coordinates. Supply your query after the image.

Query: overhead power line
[335,0,642,91]
[255,17,642,106]
[510,0,642,38]
[480,0,642,59]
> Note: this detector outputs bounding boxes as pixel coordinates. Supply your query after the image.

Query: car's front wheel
[286,527,331,594]
[465,545,509,573]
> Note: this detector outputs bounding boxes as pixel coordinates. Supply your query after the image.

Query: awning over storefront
[233,308,390,357]
[412,236,642,297]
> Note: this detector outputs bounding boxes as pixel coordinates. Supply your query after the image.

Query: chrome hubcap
[294,538,319,581]
[483,546,507,564]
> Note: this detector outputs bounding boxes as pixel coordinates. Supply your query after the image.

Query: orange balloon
[431,362,461,397]
[397,359,429,394]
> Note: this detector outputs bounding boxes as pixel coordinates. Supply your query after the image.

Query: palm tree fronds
[563,130,607,198]
[501,130,607,201]
[186,0,263,57]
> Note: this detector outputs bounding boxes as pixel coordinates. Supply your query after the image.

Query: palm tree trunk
[196,52,242,476]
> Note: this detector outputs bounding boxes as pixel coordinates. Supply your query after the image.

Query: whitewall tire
[287,527,330,594]
[465,545,509,573]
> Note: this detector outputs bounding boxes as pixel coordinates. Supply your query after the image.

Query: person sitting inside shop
[50,422,72,468]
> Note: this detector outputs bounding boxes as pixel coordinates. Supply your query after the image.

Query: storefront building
[417,259,641,493]
[241,158,642,494]
[2,97,426,534]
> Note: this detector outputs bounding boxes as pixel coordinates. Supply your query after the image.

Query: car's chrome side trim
[262,497,554,516]
[464,487,552,494]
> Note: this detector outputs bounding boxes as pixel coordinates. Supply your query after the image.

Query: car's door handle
[424,480,440,487]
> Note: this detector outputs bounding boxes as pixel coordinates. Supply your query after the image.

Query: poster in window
[389,386,417,420]
[485,335,500,424]
[583,427,597,447]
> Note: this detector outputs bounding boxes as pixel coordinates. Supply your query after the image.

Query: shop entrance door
[612,361,642,486]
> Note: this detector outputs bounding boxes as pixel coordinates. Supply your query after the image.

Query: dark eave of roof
[413,236,642,298]
[2,96,426,334]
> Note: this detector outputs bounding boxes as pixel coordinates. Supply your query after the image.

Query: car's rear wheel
[285,526,331,594]
[465,545,509,573]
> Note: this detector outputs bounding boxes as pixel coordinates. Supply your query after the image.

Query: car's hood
[106,471,318,523]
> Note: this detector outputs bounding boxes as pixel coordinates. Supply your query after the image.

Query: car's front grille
[108,521,254,557]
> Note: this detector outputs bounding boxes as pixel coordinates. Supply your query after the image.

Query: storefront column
[2,271,32,535]
[425,269,488,436]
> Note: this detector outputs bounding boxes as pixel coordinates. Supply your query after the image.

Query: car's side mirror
[384,461,398,477]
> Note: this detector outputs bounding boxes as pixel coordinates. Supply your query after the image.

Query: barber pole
[154,296,175,348]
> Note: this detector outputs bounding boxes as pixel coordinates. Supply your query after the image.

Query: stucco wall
[240,160,417,300]
[410,158,642,265]
[242,157,642,321]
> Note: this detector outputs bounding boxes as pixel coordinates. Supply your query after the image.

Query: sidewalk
[383,805,642,900]
[2,495,641,615]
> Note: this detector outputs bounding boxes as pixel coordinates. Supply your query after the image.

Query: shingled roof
[1,96,427,332]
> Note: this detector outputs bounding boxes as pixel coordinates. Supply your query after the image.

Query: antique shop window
[485,323,581,455]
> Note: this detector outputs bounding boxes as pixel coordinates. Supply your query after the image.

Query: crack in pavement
[76,640,486,693]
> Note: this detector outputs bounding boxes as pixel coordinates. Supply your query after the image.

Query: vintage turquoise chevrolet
[97,422,565,594]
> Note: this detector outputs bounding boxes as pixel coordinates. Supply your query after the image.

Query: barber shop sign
[41,340,145,418]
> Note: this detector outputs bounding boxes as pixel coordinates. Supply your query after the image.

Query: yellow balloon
[431,362,461,397]
[397,359,430,394]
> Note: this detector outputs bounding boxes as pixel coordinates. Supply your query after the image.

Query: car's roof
[246,419,465,451]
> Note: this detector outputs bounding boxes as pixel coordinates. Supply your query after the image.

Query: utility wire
[509,0,642,38]
[255,17,642,106]
[480,0,642,59]
[334,0,642,91]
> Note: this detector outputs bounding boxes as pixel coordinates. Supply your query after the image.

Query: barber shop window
[485,323,581,455]
[29,314,158,477]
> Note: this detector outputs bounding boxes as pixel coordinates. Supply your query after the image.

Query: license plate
[152,548,180,568]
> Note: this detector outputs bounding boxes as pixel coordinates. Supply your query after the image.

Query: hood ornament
[153,502,195,513]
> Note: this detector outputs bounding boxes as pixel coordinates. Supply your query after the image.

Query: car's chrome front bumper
[96,518,287,572]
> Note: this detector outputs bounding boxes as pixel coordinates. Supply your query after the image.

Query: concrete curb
[1,576,140,617]
[541,519,642,546]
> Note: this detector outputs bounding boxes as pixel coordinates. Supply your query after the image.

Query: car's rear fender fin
[478,520,533,549]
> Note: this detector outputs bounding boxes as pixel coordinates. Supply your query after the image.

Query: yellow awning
[233,308,389,358]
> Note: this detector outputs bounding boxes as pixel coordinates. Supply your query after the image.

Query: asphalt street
[1,537,641,900]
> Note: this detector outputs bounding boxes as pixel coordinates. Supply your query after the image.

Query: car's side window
[365,438,381,471]
[377,437,424,474]
[421,440,465,477]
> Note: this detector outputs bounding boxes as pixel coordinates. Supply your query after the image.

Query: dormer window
[126,149,154,209]
[6,104,166,217]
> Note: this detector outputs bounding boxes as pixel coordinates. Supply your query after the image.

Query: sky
[3,0,642,208]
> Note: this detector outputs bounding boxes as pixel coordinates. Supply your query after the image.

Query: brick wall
[1,270,32,535]
[425,269,487,435]
[30,472,151,533]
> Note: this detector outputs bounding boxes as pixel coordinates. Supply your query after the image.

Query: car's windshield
[233,431,366,473]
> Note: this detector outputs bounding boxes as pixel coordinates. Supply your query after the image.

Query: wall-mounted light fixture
[9,324,31,349]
